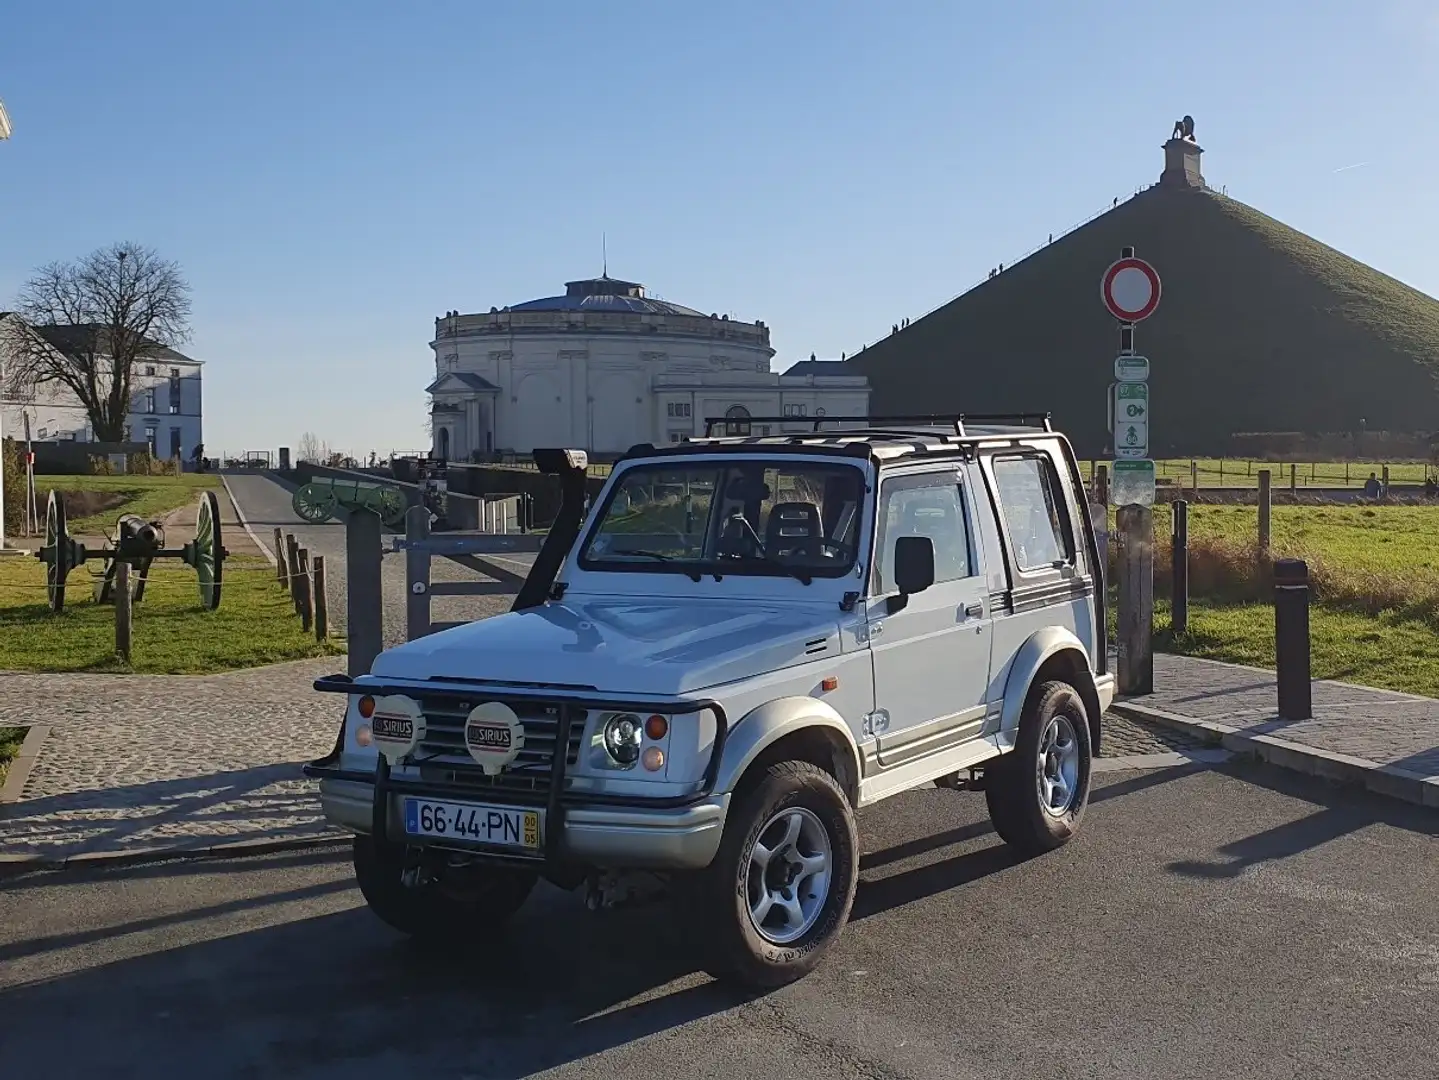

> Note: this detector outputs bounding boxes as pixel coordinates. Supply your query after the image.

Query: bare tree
[297,431,324,463]
[2,242,192,443]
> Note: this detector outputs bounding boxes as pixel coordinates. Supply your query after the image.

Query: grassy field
[0,726,26,788]
[28,473,224,535]
[0,554,343,675]
[1076,458,1430,489]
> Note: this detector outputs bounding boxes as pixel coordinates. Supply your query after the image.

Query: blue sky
[2,0,1436,457]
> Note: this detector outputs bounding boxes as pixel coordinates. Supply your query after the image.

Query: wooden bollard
[297,548,313,633]
[1289,463,1297,493]
[313,555,329,640]
[115,559,132,664]
[1095,463,1109,506]
[1172,499,1189,634]
[286,534,301,611]
[1190,460,1198,493]
[274,527,287,591]
[1257,469,1272,553]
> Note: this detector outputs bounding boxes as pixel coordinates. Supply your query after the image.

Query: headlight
[603,713,643,766]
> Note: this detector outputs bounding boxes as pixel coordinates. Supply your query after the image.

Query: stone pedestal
[1160,137,1204,189]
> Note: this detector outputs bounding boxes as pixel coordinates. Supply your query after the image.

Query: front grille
[409,697,585,796]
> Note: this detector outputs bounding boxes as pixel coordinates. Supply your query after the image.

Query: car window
[991,454,1073,571]
[872,472,973,593]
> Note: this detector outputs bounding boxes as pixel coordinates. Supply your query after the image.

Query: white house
[0,315,204,460]
[426,275,870,458]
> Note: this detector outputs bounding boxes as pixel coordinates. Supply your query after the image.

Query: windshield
[578,459,866,579]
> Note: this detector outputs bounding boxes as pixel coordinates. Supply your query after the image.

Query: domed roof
[508,275,707,317]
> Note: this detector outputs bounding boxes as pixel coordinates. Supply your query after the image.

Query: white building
[0,315,204,459]
[427,275,870,459]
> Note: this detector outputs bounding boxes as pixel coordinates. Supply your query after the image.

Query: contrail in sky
[1332,162,1368,173]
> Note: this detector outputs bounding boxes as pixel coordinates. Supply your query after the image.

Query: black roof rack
[700,413,1053,438]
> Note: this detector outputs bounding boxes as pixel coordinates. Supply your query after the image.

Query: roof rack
[700,413,1053,438]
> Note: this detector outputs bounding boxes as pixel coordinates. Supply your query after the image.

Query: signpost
[1103,249,1162,696]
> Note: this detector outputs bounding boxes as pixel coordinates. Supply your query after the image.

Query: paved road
[3,760,1435,1079]
[223,470,535,647]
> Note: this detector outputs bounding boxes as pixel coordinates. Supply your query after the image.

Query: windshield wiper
[611,549,702,583]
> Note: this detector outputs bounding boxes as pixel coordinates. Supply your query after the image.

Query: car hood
[367,596,846,695]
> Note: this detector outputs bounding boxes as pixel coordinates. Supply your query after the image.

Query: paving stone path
[1130,653,1439,776]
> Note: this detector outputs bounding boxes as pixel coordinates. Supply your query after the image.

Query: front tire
[352,835,537,939]
[688,761,858,989]
[985,680,1093,857]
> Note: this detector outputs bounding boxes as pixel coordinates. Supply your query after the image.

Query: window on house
[170,368,180,379]
[144,388,156,413]
[724,404,751,437]
[784,403,807,417]
[144,425,157,454]
[145,365,156,376]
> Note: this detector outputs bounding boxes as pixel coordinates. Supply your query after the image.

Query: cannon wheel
[371,486,407,528]
[42,490,72,613]
[194,490,225,611]
[293,482,339,523]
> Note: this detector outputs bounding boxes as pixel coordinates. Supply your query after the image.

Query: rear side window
[991,455,1073,571]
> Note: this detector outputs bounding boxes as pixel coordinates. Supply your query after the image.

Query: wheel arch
[999,627,1103,757]
[714,697,862,807]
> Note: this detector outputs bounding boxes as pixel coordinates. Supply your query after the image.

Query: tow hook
[584,870,668,911]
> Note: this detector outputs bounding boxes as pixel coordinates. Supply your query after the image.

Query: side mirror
[892,535,935,598]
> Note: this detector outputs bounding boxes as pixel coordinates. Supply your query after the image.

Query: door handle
[963,603,984,618]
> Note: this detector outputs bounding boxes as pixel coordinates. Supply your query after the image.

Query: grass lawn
[0,726,27,788]
[31,473,223,535]
[1075,458,1428,488]
[1152,599,1439,699]
[0,554,344,675]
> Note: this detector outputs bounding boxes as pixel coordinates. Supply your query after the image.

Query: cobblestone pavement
[222,470,528,647]
[1128,653,1439,775]
[1099,713,1206,757]
[0,658,348,858]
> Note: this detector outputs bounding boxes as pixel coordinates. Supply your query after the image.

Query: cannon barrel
[116,514,163,550]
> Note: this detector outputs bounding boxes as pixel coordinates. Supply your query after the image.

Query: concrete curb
[0,725,50,806]
[1109,700,1439,811]
[219,472,278,568]
[0,831,349,879]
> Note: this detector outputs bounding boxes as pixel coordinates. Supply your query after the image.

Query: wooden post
[1190,460,1198,493]
[1218,459,1224,485]
[1382,464,1391,490]
[273,527,287,590]
[1094,463,1109,507]
[286,534,301,614]
[1345,460,1350,484]
[296,548,313,633]
[1171,500,1189,634]
[313,555,329,640]
[115,559,132,664]
[1116,505,1154,695]
[1289,463,1297,493]
[1257,469,1272,553]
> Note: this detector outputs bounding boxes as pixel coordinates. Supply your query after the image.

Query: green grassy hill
[846,185,1439,457]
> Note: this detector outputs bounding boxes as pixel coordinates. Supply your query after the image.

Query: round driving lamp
[603,713,643,766]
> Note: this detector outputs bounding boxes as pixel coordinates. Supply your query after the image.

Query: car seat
[765,502,822,558]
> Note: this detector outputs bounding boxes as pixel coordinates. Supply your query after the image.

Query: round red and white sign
[1101,257,1162,322]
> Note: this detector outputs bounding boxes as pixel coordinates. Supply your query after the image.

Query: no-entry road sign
[1101,257,1162,323]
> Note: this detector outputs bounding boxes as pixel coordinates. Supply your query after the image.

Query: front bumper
[315,776,728,871]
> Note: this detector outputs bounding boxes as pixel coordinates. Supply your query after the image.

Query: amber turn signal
[645,714,668,740]
[358,695,376,718]
[820,676,839,692]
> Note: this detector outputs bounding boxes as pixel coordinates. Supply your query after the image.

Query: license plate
[402,798,540,849]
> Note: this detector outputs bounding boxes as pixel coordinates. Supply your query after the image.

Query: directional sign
[1112,459,1156,507]
[1114,355,1149,382]
[1115,419,1148,458]
[1101,257,1162,323]
[1115,382,1149,423]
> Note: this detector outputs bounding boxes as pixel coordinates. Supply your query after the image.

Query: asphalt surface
[3,760,1436,1080]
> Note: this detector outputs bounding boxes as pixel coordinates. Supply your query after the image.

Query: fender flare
[713,696,863,801]
[999,626,1100,738]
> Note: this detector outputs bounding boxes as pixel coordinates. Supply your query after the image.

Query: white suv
[306,414,1114,988]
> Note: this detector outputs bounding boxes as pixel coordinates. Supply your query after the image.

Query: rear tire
[352,835,536,938]
[686,761,858,989]
[985,680,1092,857]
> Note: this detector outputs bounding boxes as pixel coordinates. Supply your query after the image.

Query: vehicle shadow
[0,866,753,1079]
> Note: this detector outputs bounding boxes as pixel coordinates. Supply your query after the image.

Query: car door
[864,466,994,769]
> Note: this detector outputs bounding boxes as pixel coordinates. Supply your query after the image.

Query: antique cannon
[292,476,407,527]
[35,489,227,613]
